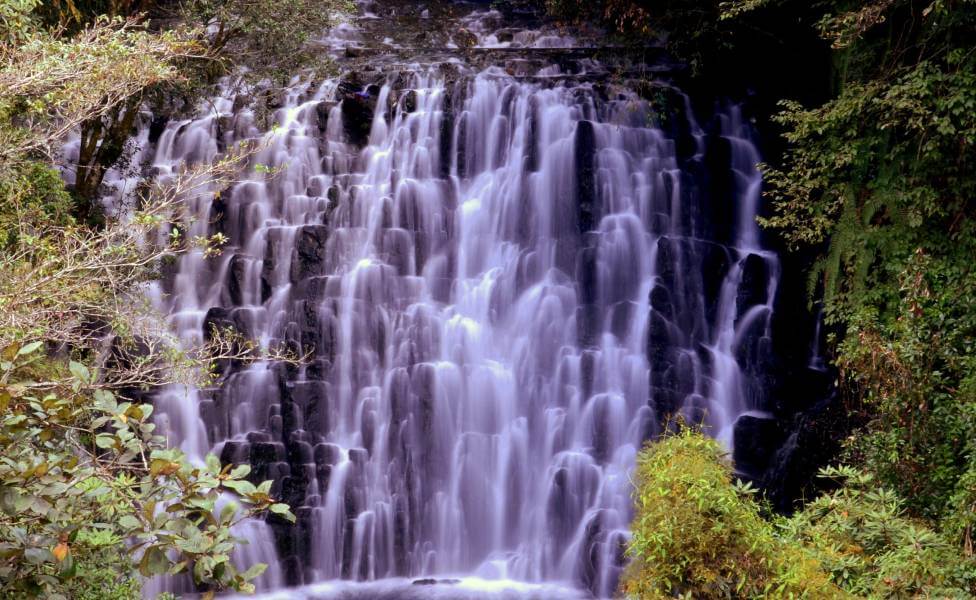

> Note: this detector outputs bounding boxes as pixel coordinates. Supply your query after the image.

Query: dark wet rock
[454,28,477,49]
[202,306,232,336]
[314,442,341,468]
[733,414,785,477]
[215,114,233,151]
[574,509,607,595]
[348,447,368,469]
[401,89,418,113]
[282,401,306,434]
[649,284,673,319]
[246,431,272,444]
[251,441,285,464]
[148,114,169,145]
[316,100,336,133]
[338,74,378,146]
[220,440,251,465]
[574,120,597,234]
[608,301,636,341]
[231,93,251,113]
[703,132,736,245]
[701,242,733,324]
[737,251,772,315]
[290,225,329,283]
[281,555,303,586]
[227,253,248,306]
[209,192,229,238]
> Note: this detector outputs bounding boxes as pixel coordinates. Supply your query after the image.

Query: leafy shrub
[0,162,74,248]
[0,343,293,598]
[622,432,976,598]
[621,429,840,599]
[59,529,139,600]
[780,466,976,598]
[759,2,976,530]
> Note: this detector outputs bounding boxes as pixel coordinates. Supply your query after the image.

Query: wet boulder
[147,114,169,145]
[454,28,477,49]
[401,89,418,113]
[219,443,250,476]
[338,76,377,146]
[290,225,329,283]
[226,253,249,306]
[733,414,785,477]
[737,251,772,316]
[316,100,336,134]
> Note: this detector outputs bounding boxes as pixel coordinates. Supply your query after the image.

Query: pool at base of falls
[228,577,587,599]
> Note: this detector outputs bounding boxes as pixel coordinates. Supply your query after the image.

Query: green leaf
[68,361,91,385]
[205,453,221,474]
[269,503,295,523]
[15,341,43,357]
[221,479,256,495]
[138,546,169,576]
[240,562,268,581]
[228,464,251,479]
[219,500,239,525]
[118,515,141,531]
[95,433,116,449]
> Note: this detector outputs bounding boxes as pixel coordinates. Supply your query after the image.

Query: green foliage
[758,0,976,536]
[0,161,74,247]
[0,5,198,222]
[540,0,810,75]
[0,0,37,43]
[780,466,976,597]
[0,3,302,595]
[183,0,352,85]
[622,429,840,599]
[58,529,139,600]
[1,0,349,211]
[623,432,976,598]
[0,343,294,597]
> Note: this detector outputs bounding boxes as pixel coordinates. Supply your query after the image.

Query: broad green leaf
[241,562,268,581]
[68,361,91,385]
[15,341,43,357]
[221,479,256,495]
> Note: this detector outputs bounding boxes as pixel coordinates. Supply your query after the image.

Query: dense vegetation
[625,430,975,598]
[0,0,344,596]
[542,0,976,596]
[2,0,974,596]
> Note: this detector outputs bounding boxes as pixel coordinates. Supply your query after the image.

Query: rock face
[144,0,823,597]
[290,225,329,283]
[733,414,785,476]
[338,75,379,146]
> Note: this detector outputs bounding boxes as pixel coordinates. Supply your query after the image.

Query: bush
[0,161,73,248]
[0,10,296,595]
[621,429,840,599]
[622,431,976,599]
[781,467,976,598]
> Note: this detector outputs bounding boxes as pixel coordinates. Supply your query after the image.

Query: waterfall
[140,2,785,597]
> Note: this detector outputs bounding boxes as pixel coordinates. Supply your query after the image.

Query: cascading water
[137,2,788,597]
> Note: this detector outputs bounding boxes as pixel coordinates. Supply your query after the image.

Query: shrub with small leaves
[0,343,294,598]
[621,429,840,599]
[780,466,976,598]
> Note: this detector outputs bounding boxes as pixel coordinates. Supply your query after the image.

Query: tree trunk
[73,96,142,225]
